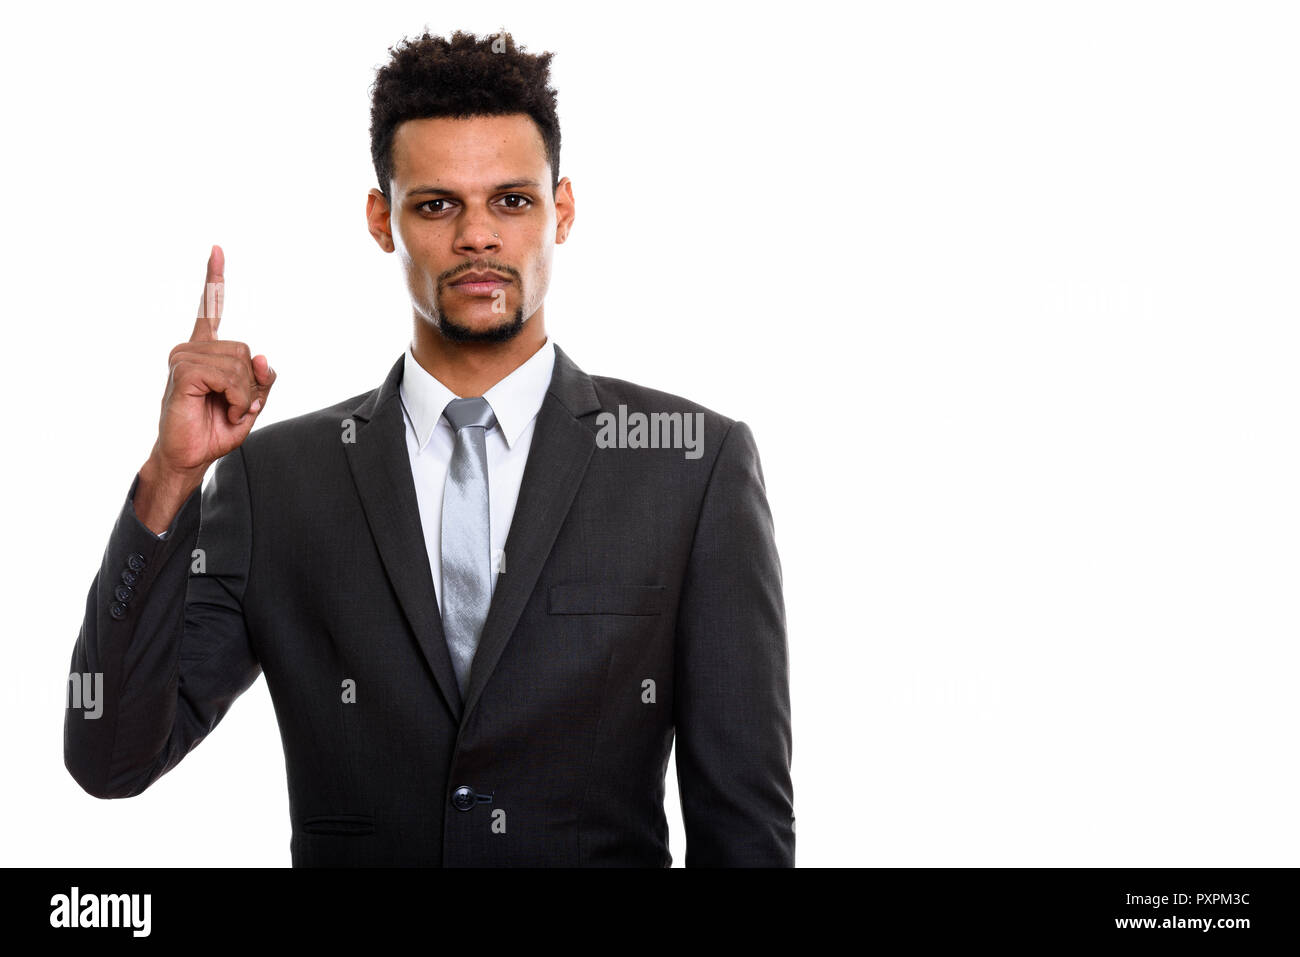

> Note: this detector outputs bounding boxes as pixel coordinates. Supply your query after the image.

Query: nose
[455,210,501,255]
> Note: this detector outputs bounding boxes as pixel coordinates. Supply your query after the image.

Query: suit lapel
[460,344,601,721]
[345,355,465,721]
[345,344,603,727]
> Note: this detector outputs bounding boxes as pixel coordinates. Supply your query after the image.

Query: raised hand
[135,246,276,533]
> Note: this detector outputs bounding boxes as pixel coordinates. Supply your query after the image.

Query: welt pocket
[301,814,374,836]
[548,583,666,616]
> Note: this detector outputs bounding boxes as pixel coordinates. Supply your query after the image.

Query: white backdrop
[2,0,1298,867]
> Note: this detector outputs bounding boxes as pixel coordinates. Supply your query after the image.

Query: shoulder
[237,384,376,460]
[581,370,761,470]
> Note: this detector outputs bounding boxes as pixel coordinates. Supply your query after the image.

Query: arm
[673,420,795,866]
[64,449,261,798]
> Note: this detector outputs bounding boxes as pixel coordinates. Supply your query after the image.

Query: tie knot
[443,396,496,433]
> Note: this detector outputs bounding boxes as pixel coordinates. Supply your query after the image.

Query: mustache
[441,261,520,284]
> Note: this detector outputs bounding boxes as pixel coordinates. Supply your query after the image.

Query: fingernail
[250,398,263,413]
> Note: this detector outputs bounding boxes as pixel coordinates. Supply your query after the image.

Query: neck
[410,310,548,397]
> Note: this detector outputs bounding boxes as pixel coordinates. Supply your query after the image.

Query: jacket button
[114,583,135,603]
[127,552,147,572]
[121,568,140,586]
[451,786,475,811]
[109,601,127,620]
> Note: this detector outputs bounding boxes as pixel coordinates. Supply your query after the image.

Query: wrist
[136,451,204,535]
[141,445,206,494]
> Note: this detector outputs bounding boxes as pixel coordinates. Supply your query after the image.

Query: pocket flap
[302,813,375,836]
[548,584,666,616]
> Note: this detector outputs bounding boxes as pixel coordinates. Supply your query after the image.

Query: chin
[436,307,526,343]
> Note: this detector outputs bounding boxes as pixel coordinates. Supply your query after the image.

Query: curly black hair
[369,29,561,203]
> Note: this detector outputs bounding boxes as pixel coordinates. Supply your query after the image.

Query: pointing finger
[190,244,225,342]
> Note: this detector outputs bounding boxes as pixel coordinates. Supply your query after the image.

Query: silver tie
[441,396,497,698]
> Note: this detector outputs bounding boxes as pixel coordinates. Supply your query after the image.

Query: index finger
[190,244,225,342]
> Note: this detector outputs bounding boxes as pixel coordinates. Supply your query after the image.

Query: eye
[417,199,455,214]
[498,193,533,210]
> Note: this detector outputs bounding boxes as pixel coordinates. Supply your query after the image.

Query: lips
[451,271,510,286]
[449,271,511,298]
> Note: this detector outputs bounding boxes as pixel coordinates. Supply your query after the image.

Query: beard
[433,301,526,343]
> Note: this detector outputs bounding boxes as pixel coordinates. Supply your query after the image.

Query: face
[366,114,574,343]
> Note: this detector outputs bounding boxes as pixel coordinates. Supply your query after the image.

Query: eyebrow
[408,181,541,196]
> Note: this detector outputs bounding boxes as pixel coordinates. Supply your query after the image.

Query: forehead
[391,114,547,191]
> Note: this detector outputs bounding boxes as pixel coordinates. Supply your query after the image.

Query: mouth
[449,271,512,296]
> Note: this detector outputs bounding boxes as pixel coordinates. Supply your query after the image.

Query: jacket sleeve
[673,420,795,866]
[64,448,261,798]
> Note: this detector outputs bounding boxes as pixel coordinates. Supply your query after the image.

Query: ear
[366,188,395,252]
[554,177,575,244]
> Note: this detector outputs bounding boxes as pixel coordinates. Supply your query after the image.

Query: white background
[2,0,1298,867]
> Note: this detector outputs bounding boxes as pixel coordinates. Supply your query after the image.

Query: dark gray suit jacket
[65,344,794,866]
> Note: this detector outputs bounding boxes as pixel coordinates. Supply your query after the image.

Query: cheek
[393,224,424,266]
[524,223,552,264]
[529,244,553,284]
[398,229,441,278]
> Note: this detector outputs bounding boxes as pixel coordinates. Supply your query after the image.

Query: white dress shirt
[398,338,556,611]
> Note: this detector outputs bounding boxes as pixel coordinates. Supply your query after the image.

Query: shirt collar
[399,338,556,452]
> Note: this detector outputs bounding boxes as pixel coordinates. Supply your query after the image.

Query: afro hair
[369,29,561,202]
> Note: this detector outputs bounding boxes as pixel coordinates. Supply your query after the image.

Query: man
[64,29,793,867]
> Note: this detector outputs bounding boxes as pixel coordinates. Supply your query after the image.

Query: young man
[65,29,793,867]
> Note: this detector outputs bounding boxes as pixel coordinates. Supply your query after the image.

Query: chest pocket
[548,584,665,616]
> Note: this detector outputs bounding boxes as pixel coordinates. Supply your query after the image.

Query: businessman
[65,29,793,866]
